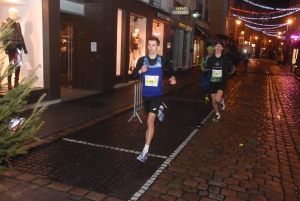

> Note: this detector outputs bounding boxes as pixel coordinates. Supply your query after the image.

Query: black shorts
[210,82,226,94]
[143,96,162,114]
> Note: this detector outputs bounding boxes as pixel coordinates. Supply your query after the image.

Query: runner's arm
[200,57,205,71]
[162,57,176,84]
[204,57,212,71]
[132,58,144,80]
[226,57,236,75]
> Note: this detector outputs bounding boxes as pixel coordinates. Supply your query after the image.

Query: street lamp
[234,19,242,43]
[287,19,292,38]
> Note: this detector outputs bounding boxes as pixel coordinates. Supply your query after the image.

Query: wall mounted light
[167,42,172,49]
[134,28,139,38]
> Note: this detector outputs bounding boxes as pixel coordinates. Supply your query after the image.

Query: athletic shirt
[142,56,163,97]
[206,54,231,83]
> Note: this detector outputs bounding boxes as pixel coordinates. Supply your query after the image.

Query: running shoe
[137,151,148,162]
[157,105,164,122]
[205,96,209,102]
[220,99,225,111]
[212,114,220,122]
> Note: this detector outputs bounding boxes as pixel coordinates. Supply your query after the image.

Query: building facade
[0,0,204,102]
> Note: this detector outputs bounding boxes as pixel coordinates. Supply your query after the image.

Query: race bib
[145,75,159,87]
[212,70,222,77]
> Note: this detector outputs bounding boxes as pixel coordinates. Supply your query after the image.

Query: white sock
[216,113,220,116]
[143,144,149,153]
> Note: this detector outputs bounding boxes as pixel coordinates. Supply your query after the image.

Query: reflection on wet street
[6,60,300,200]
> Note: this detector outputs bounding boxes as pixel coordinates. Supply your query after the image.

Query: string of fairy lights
[230,0,300,40]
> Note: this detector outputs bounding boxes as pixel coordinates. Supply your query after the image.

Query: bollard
[128,79,143,123]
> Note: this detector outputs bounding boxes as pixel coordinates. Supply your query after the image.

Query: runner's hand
[141,65,148,73]
[169,76,176,85]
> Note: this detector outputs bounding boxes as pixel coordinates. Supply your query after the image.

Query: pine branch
[0,20,48,172]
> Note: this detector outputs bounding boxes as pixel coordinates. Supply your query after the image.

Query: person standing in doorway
[202,41,235,123]
[132,36,176,162]
[200,46,214,101]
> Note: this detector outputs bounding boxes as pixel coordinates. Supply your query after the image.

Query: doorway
[60,12,99,101]
[60,13,75,88]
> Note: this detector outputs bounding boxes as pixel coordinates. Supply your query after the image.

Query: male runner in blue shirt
[132,36,176,162]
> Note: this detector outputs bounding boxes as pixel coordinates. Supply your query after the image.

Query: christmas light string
[230,7,297,15]
[236,17,287,27]
[232,1,296,40]
[245,24,287,39]
[243,0,300,11]
[245,24,287,31]
[232,9,300,20]
[264,31,286,34]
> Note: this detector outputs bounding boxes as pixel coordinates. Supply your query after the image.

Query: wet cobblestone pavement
[1,60,300,201]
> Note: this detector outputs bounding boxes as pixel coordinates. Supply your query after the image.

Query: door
[60,19,74,88]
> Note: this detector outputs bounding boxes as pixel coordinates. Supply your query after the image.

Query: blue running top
[142,56,163,97]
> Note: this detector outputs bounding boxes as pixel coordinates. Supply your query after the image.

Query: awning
[196,25,221,42]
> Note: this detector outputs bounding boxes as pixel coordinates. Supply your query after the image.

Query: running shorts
[210,82,226,94]
[142,96,162,114]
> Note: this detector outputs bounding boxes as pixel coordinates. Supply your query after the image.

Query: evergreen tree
[0,20,47,173]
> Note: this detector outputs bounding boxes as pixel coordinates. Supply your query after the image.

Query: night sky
[259,0,291,8]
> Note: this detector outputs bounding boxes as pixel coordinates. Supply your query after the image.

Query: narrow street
[1,59,300,201]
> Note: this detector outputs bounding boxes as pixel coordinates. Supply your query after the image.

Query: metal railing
[128,79,143,123]
[128,79,168,123]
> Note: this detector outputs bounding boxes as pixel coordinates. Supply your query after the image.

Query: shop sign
[171,7,190,15]
[178,22,193,32]
[157,12,171,21]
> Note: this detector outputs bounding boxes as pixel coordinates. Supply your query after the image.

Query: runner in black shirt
[204,41,235,122]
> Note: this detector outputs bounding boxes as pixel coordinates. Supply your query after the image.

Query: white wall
[0,0,43,87]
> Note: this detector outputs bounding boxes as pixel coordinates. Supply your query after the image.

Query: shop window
[292,49,298,64]
[152,21,164,55]
[116,9,122,76]
[239,36,244,45]
[193,40,199,64]
[129,14,146,74]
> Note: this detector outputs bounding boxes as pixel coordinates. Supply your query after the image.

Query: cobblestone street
[0,60,300,201]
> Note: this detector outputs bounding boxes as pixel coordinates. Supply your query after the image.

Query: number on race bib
[212,70,222,77]
[145,75,159,87]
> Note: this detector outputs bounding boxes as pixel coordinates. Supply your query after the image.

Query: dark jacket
[1,18,27,52]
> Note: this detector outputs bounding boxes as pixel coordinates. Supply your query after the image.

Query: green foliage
[0,20,48,173]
